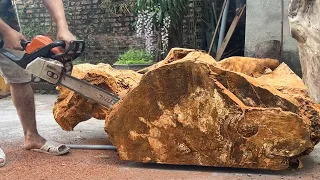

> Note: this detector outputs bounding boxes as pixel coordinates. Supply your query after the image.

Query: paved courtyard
[0,95,319,180]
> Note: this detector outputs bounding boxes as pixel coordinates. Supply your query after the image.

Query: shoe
[30,141,70,156]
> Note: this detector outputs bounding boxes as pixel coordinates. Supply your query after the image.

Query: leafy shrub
[114,49,153,65]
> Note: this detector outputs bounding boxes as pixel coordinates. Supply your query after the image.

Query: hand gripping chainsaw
[0,35,120,108]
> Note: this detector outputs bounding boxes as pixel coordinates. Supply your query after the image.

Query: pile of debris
[53,48,320,170]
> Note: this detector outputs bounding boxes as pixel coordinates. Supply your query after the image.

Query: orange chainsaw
[0,35,119,108]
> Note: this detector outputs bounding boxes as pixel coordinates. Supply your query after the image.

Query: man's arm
[43,0,76,47]
[0,19,12,35]
[0,18,25,50]
[1,0,75,50]
[43,0,69,33]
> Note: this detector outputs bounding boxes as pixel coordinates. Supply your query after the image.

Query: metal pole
[12,0,22,32]
[66,144,117,150]
[280,0,284,62]
[217,0,230,50]
[208,0,227,54]
[212,2,218,25]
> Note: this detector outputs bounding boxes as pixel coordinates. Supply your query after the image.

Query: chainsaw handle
[1,39,66,55]
[20,38,65,55]
[49,40,66,57]
[13,37,85,69]
[51,40,85,60]
[20,40,30,50]
[17,40,68,68]
[0,40,28,49]
[51,40,66,48]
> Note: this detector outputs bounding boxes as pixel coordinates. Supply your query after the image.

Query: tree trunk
[288,0,320,103]
[105,49,320,170]
[53,63,141,131]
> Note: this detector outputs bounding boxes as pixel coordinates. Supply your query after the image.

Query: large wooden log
[53,63,141,131]
[288,0,320,103]
[216,56,279,78]
[105,49,320,170]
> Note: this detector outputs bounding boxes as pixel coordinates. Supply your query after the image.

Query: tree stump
[105,49,320,170]
[53,63,141,131]
[288,0,320,103]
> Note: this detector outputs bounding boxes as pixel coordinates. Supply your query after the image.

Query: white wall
[245,0,301,75]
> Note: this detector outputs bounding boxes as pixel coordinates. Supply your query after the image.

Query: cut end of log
[105,49,320,170]
[53,48,320,170]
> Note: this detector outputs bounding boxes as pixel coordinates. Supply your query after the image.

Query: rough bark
[288,0,320,103]
[105,49,320,170]
[53,63,141,131]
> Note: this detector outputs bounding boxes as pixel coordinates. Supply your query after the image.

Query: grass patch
[114,49,153,65]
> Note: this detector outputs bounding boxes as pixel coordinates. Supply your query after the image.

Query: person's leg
[0,49,45,149]
[0,49,69,156]
[9,82,46,149]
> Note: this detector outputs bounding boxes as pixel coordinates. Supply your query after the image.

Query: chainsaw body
[0,35,119,108]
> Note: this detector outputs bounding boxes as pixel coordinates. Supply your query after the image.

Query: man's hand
[2,29,26,51]
[57,29,76,50]
[43,0,76,50]
[57,29,76,74]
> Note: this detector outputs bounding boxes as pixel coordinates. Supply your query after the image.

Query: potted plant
[112,49,154,71]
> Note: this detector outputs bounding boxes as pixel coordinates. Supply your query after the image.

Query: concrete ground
[0,94,320,180]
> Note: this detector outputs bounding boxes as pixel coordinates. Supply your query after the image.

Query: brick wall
[182,0,203,49]
[14,0,203,64]
[15,0,145,64]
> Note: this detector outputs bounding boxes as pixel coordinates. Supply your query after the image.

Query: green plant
[136,0,189,29]
[135,0,190,56]
[114,49,153,65]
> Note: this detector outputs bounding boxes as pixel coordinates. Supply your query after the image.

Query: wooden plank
[208,0,227,55]
[215,5,246,61]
